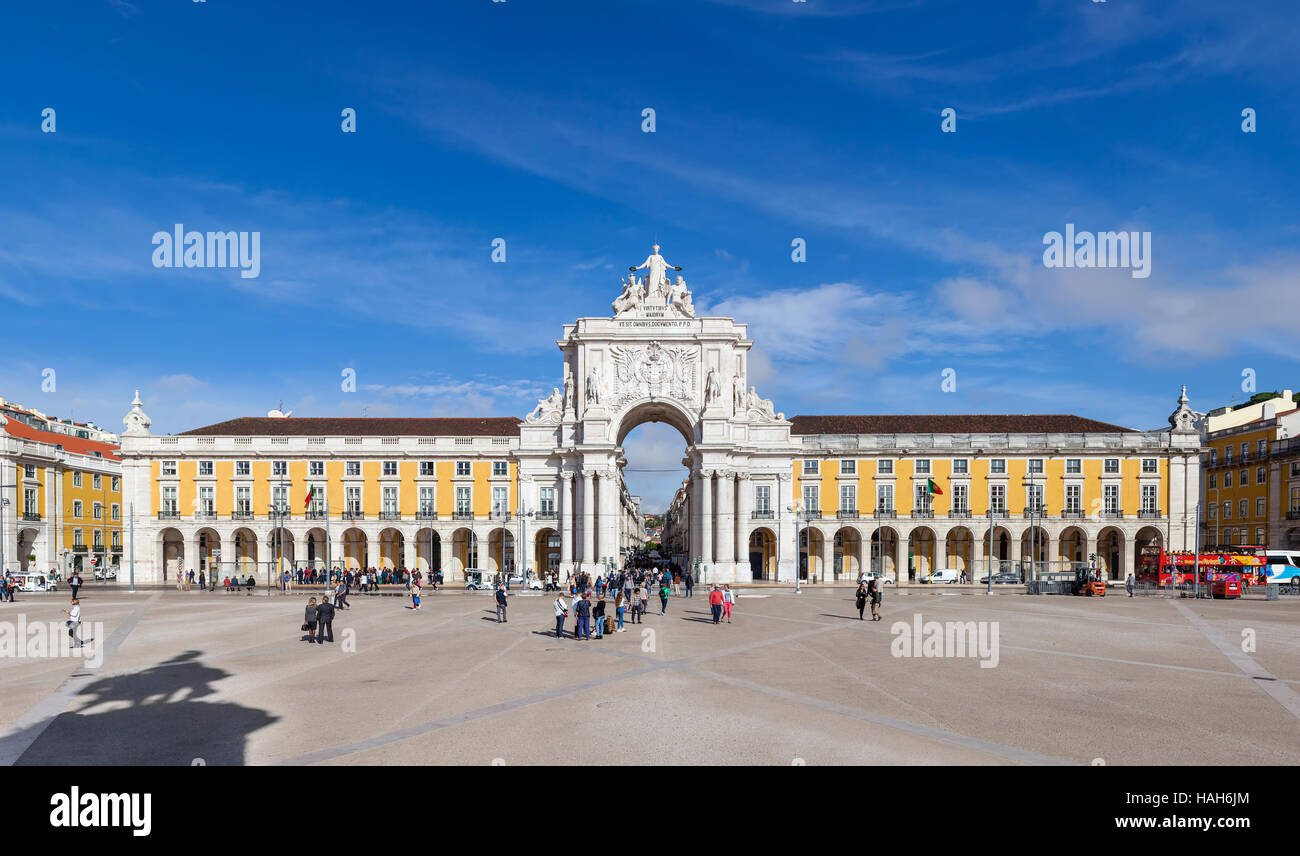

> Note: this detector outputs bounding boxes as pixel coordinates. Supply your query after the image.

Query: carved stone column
[581,471,595,569]
[776,473,795,582]
[736,472,753,572]
[559,473,574,571]
[716,470,735,567]
[700,469,714,569]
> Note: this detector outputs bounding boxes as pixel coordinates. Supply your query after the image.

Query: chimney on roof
[1263,402,1276,421]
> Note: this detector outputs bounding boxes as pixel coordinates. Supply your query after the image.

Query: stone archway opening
[619,418,692,572]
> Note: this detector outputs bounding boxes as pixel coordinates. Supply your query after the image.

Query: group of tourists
[549,563,722,639]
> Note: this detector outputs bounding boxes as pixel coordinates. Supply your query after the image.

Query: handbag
[301,622,310,631]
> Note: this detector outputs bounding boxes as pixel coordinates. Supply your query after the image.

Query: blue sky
[2,0,1297,511]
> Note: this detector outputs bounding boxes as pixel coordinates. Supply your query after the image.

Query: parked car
[93,567,118,581]
[977,572,1023,585]
[506,574,544,590]
[919,568,961,584]
[856,572,894,586]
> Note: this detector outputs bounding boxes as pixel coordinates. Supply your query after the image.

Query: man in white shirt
[63,599,83,648]
[553,594,569,638]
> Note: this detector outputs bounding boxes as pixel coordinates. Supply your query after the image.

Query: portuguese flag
[304,485,316,507]
[926,478,943,496]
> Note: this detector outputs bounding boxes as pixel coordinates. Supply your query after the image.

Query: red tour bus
[1137,545,1267,588]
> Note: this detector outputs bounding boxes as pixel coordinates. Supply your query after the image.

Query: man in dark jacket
[574,593,591,640]
[495,586,508,623]
[316,595,336,643]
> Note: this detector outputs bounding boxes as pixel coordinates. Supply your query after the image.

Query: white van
[920,568,961,584]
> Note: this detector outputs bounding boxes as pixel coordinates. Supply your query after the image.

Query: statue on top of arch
[613,243,695,318]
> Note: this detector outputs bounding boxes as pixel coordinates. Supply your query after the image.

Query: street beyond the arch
[2,585,1297,766]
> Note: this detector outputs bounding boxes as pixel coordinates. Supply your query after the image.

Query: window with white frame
[840,484,856,514]
[1025,483,1043,514]
[1240,499,1249,519]
[915,482,932,513]
[199,461,214,477]
[802,484,819,512]
[1103,484,1119,514]
[199,487,214,515]
[455,486,472,514]
[1065,484,1081,514]
[273,461,287,476]
[840,459,856,475]
[1224,445,1233,462]
[23,488,37,515]
[952,483,969,513]
[420,461,435,476]
[273,486,288,513]
[1141,484,1158,514]
[492,486,508,514]
[1256,527,1265,544]
[802,459,819,476]
[419,486,434,515]
[310,491,324,516]
[1258,439,1268,456]
[383,486,398,514]
[989,484,1006,514]
[1208,503,1217,520]
[346,461,361,477]
[236,461,250,476]
[539,487,555,515]
[1209,449,1218,465]
[493,461,508,477]
[990,459,1006,474]
[1103,459,1119,474]
[1224,471,1233,488]
[111,476,119,491]
[1292,486,1300,512]
[952,459,969,475]
[1241,442,1249,458]
[1256,497,1266,518]
[74,500,83,518]
[346,486,362,515]
[1028,459,1044,475]
[382,461,397,476]
[112,531,121,549]
[93,473,103,490]
[877,483,894,513]
[93,530,103,549]
[1208,473,1217,489]
[456,461,471,477]
[73,529,83,547]
[1257,466,1266,484]
[161,487,177,515]
[111,503,120,521]
[309,461,324,477]
[1239,469,1248,486]
[754,485,771,514]
[1222,501,1232,520]
[915,459,932,475]
[1292,462,1300,478]
[236,487,251,515]
[877,459,894,475]
[1066,459,1081,474]
[1141,458,1157,474]
[157,465,171,479]
[23,464,35,479]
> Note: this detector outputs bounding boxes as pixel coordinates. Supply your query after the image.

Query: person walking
[659,581,669,615]
[708,585,724,624]
[722,584,735,623]
[335,578,350,609]
[303,597,318,643]
[614,590,626,633]
[1126,574,1135,597]
[855,582,868,620]
[68,571,82,601]
[411,578,422,611]
[639,583,649,620]
[495,585,508,623]
[593,594,606,638]
[868,578,882,621]
[553,592,569,638]
[316,594,335,643]
[684,571,694,598]
[631,584,644,624]
[63,599,83,648]
[198,570,206,592]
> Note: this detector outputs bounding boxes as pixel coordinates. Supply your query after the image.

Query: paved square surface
[1,585,1297,765]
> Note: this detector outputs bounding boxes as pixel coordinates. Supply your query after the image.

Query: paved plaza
[1,585,1297,765]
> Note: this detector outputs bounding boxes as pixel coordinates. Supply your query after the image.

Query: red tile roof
[789,414,1136,435]
[1,417,121,461]
[178,417,522,437]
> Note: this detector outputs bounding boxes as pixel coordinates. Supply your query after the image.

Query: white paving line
[0,594,158,766]
[1173,600,1300,722]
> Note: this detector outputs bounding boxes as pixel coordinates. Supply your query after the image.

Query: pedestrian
[615,590,626,632]
[316,594,335,643]
[1126,574,1135,598]
[708,585,724,624]
[69,571,81,601]
[593,593,606,638]
[684,571,694,598]
[554,592,569,638]
[335,579,350,609]
[411,578,422,611]
[495,585,508,623]
[855,582,868,620]
[659,581,669,615]
[303,597,318,643]
[198,570,206,591]
[631,585,643,624]
[868,578,882,621]
[575,592,592,640]
[639,583,649,620]
[63,598,83,648]
[722,584,735,623]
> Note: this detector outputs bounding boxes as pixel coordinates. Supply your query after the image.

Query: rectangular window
[73,500,83,518]
[346,486,362,515]
[273,485,288,513]
[382,461,397,477]
[310,492,324,516]
[839,484,856,513]
[73,529,83,547]
[23,488,37,515]
[493,461,508,477]
[1208,473,1217,489]
[989,484,1006,514]
[111,476,120,492]
[272,461,287,476]
[1025,483,1044,514]
[1241,442,1249,458]
[915,459,932,475]
[914,483,932,514]
[840,459,856,475]
[1257,466,1266,485]
[877,460,894,475]
[157,465,171,479]
[1292,462,1300,478]
[802,460,819,476]
[94,530,103,549]
[1258,439,1267,456]
[199,486,214,515]
[952,459,968,475]
[420,461,435,476]
[93,473,103,489]
[1141,458,1157,474]
[199,461,214,477]
[1028,459,1044,474]
[1104,459,1119,474]
[1291,486,1300,512]
[418,486,434,515]
[1222,501,1232,520]
[1208,503,1217,521]
[754,485,771,514]
[990,459,1006,474]
[162,487,177,515]
[1103,484,1119,515]
[1240,499,1249,519]
[1065,459,1081,474]
[236,487,251,515]
[455,486,472,514]
[23,464,35,479]
[802,484,819,512]
[877,483,894,513]
[492,486,508,513]
[1065,484,1081,514]
[112,531,121,550]
[1256,497,1266,518]
[346,461,361,477]
[1209,449,1217,465]
[1224,471,1233,488]
[111,503,120,521]
[1240,469,1249,487]
[236,461,250,476]
[456,461,471,477]
[88,501,100,520]
[383,486,398,514]
[539,487,555,515]
[1224,446,1233,463]
[1141,485,1158,514]
[1256,527,1265,545]
[952,483,968,513]
[309,461,324,477]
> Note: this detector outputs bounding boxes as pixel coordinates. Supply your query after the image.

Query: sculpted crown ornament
[1168,384,1202,434]
[122,389,152,436]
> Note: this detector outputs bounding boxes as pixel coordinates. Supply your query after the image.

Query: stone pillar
[691,470,704,565]
[602,468,620,568]
[559,473,574,571]
[439,532,454,582]
[700,470,714,569]
[775,473,795,582]
[716,470,735,568]
[736,473,752,573]
[581,471,595,570]
[819,527,832,583]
